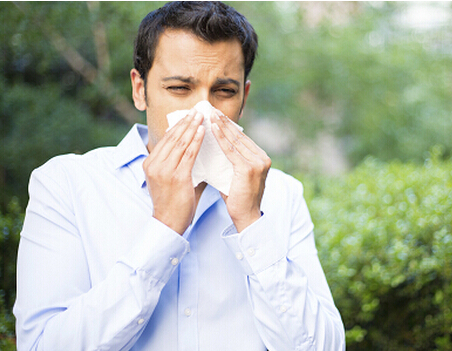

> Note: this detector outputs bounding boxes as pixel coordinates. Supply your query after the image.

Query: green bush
[0,197,22,350]
[304,146,452,350]
[2,150,451,350]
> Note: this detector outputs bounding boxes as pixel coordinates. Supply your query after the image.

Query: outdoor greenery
[303,147,452,350]
[0,198,21,350]
[1,1,451,349]
[1,149,450,349]
[233,2,452,169]
[2,2,452,205]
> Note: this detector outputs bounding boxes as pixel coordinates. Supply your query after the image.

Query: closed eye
[214,88,238,98]
[167,86,189,91]
[166,86,190,95]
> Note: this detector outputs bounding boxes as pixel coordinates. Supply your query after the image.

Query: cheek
[145,93,174,127]
[146,107,170,140]
[216,102,243,123]
[212,94,245,123]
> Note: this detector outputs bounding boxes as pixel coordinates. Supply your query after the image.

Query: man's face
[131,29,251,151]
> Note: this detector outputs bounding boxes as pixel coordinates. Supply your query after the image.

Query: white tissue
[166,101,243,195]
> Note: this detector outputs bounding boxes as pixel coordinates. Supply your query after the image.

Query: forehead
[153,29,245,78]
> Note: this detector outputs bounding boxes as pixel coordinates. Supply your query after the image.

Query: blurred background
[1,2,451,350]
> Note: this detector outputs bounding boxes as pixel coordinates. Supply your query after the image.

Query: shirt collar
[114,123,149,187]
[193,185,221,224]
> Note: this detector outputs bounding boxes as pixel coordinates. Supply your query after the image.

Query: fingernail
[215,108,225,117]
[187,108,196,118]
[211,111,220,120]
[212,123,220,131]
[197,125,205,133]
[194,111,203,120]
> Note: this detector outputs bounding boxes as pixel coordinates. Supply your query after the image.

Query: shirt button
[247,248,256,257]
[184,308,192,317]
[171,258,179,266]
[280,305,288,313]
[137,318,145,325]
[235,252,244,260]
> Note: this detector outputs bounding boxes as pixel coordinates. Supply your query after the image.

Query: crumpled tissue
[166,100,243,195]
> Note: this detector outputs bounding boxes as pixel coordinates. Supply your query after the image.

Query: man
[14,2,345,350]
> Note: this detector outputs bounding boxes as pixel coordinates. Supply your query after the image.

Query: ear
[238,80,251,120]
[130,68,147,111]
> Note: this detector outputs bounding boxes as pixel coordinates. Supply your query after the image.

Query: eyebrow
[215,77,240,88]
[161,76,240,88]
[162,76,195,84]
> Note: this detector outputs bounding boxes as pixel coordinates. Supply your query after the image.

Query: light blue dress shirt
[14,124,345,350]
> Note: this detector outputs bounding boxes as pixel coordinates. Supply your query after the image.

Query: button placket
[177,230,199,351]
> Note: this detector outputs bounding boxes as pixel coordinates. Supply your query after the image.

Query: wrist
[232,210,262,233]
[153,214,188,236]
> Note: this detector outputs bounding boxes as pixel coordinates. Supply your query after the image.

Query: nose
[191,89,214,109]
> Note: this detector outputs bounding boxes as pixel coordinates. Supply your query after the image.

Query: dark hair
[133,1,258,82]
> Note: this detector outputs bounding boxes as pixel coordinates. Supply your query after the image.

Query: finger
[152,109,202,164]
[214,110,264,154]
[211,121,248,166]
[211,112,260,162]
[177,124,205,176]
[164,111,205,169]
[143,109,200,174]
[150,108,196,160]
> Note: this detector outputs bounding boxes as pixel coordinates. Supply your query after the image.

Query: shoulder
[31,146,116,187]
[264,168,305,200]
[261,168,314,246]
[37,146,115,171]
[261,168,308,218]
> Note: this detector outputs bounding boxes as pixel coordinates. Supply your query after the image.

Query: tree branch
[87,1,110,75]
[13,1,141,125]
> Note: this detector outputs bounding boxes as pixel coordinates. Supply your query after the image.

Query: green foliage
[1,2,452,203]
[304,147,452,350]
[0,197,22,349]
[0,80,129,204]
[0,304,16,351]
[0,2,139,206]
[1,151,452,350]
[308,15,452,166]
[234,2,452,168]
[1,3,452,348]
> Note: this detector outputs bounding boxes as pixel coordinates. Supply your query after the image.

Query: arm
[222,184,345,350]
[212,113,345,350]
[14,165,189,351]
[14,111,205,350]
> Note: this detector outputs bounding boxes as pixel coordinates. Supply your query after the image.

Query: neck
[194,182,207,208]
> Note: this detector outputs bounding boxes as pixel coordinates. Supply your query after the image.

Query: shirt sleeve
[13,164,189,351]
[221,175,345,351]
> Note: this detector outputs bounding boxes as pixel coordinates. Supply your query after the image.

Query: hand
[211,111,271,232]
[142,109,205,235]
